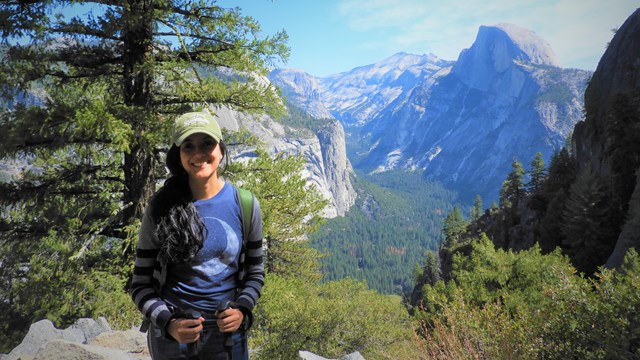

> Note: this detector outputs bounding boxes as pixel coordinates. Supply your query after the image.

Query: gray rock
[5,318,136,360]
[63,317,112,343]
[88,328,149,359]
[33,339,131,360]
[6,319,65,360]
[340,352,365,360]
[299,350,332,360]
[298,351,365,360]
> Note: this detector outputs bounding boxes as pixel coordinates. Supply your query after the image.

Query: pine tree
[227,149,328,281]
[443,206,467,247]
[542,148,577,203]
[500,158,525,209]
[527,152,546,193]
[561,167,612,274]
[0,1,288,349]
[604,93,640,229]
[537,190,568,253]
[470,194,483,221]
[527,152,548,212]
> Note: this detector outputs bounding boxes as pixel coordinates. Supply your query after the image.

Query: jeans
[147,322,248,360]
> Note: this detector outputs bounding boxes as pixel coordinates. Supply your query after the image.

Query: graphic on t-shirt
[192,217,240,277]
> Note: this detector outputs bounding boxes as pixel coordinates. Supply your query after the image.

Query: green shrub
[417,237,640,359]
[251,274,419,359]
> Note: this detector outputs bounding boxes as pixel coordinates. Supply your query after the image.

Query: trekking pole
[217,301,234,360]
[184,309,202,359]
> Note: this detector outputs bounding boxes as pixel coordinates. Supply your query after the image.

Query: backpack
[235,187,254,245]
[235,187,254,283]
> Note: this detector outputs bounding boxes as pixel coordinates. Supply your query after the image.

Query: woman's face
[179,133,223,182]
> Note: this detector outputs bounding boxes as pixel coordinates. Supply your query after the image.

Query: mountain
[212,105,356,218]
[269,68,333,119]
[319,52,452,127]
[277,24,592,204]
[431,9,640,277]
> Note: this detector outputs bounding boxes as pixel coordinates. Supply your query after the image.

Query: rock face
[270,69,333,119]
[572,8,640,268]
[212,106,356,218]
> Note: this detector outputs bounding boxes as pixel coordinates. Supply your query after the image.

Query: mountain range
[270,23,592,205]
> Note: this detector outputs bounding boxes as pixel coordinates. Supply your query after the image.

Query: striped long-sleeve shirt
[129,184,264,334]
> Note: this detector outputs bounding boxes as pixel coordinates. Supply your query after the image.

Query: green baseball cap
[172,111,223,146]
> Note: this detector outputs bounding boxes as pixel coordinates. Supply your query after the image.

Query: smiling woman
[129,110,264,360]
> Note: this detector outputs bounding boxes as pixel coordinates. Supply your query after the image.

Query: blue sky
[219,0,639,77]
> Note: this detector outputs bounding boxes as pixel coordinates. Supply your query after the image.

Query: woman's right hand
[166,317,204,344]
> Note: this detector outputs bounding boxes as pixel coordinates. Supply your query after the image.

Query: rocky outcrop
[212,106,356,218]
[2,318,364,360]
[2,318,148,360]
[572,8,640,268]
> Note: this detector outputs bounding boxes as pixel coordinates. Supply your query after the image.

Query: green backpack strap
[237,187,254,244]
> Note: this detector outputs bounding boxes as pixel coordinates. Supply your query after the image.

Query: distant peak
[480,23,560,67]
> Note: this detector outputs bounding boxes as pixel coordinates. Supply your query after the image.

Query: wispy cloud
[334,0,638,68]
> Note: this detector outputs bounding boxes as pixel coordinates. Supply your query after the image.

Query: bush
[251,274,421,359]
[417,237,640,359]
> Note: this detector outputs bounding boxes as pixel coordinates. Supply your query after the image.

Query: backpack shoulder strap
[236,187,254,244]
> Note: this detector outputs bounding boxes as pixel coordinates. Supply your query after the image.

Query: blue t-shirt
[162,182,242,313]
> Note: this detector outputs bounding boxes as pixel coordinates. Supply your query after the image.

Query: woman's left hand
[216,308,244,333]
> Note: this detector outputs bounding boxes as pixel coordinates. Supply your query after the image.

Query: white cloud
[334,0,638,69]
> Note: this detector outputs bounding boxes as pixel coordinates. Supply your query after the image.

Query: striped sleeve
[235,195,265,315]
[129,207,173,332]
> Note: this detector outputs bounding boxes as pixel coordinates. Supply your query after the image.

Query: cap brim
[174,130,221,146]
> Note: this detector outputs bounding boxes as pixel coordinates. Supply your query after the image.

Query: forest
[1,2,639,359]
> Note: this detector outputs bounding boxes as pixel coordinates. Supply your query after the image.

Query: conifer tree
[226,149,328,281]
[561,167,612,274]
[604,93,640,227]
[527,152,546,193]
[499,158,525,209]
[443,206,467,247]
[0,1,288,347]
[537,190,568,253]
[541,148,576,203]
[470,194,483,221]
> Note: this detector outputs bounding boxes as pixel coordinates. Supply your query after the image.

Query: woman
[130,110,264,360]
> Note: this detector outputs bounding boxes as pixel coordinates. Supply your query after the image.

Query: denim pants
[147,321,248,360]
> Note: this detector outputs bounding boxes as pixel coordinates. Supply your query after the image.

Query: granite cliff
[572,8,640,268]
[212,105,356,218]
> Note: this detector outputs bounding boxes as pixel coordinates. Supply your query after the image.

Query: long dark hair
[152,140,228,263]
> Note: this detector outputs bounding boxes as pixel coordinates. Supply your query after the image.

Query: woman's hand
[167,317,204,343]
[216,308,244,333]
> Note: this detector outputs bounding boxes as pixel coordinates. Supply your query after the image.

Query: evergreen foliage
[604,93,640,231]
[470,194,483,221]
[252,274,420,360]
[311,171,459,295]
[0,1,288,351]
[561,167,615,274]
[526,151,546,194]
[225,148,327,281]
[442,206,467,247]
[499,158,525,209]
[417,238,640,359]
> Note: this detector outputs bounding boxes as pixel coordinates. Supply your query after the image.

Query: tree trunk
[120,1,156,243]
